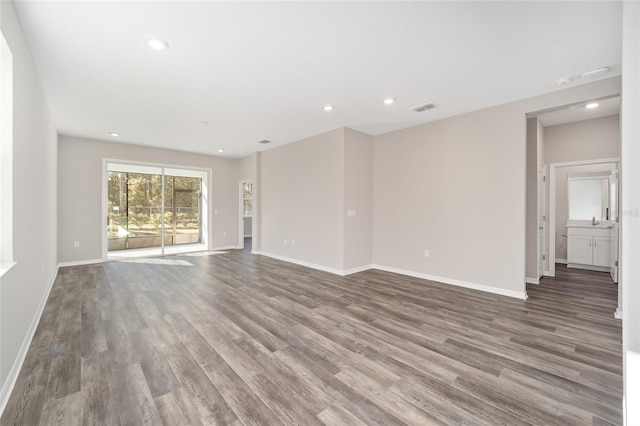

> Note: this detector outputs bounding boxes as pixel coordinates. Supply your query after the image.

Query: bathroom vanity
[564,169,619,282]
[567,224,611,272]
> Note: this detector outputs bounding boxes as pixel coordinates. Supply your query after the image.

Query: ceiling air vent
[411,102,437,113]
[258,139,271,144]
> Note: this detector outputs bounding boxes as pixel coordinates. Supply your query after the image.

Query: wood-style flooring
[2,244,622,425]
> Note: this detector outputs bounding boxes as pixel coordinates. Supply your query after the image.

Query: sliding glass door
[163,175,202,246]
[106,162,207,257]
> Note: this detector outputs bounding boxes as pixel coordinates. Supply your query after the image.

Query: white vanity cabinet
[567,226,611,271]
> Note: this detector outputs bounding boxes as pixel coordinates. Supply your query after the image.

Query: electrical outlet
[291,240,296,246]
[284,239,287,245]
[74,241,80,248]
[424,249,430,258]
[222,231,227,237]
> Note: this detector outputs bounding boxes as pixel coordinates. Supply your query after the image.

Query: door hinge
[543,215,546,221]
[615,260,619,266]
[542,255,546,260]
[543,176,546,182]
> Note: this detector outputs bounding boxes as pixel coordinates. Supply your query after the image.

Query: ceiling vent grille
[411,102,437,112]
[258,139,271,144]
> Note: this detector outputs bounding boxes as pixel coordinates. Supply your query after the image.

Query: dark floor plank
[1,254,622,426]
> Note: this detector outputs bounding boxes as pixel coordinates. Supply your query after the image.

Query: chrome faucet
[592,216,598,226]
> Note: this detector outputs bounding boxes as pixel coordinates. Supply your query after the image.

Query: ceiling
[14,1,622,157]
[537,96,620,127]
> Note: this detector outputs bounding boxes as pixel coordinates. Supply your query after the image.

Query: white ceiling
[537,96,620,127]
[14,1,622,157]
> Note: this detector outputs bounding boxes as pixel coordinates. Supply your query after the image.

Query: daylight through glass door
[107,168,203,253]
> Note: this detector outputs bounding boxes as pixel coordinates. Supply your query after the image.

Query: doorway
[239,179,253,250]
[103,161,209,259]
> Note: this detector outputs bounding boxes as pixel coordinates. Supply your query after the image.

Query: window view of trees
[107,171,201,251]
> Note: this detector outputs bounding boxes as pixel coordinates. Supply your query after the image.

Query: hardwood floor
[2,248,622,425]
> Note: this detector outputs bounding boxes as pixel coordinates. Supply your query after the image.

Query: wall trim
[614,308,623,320]
[555,258,568,264]
[209,245,241,251]
[372,264,528,300]
[0,267,58,416]
[58,258,103,268]
[343,264,374,275]
[548,157,620,277]
[253,251,348,275]
[526,277,540,285]
[567,263,610,273]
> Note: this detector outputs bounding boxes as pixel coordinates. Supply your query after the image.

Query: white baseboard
[343,264,374,275]
[567,263,609,273]
[525,277,540,285]
[372,264,528,300]
[58,258,103,268]
[253,251,345,275]
[555,258,568,264]
[0,267,59,416]
[211,245,241,251]
[615,308,623,320]
[253,251,372,276]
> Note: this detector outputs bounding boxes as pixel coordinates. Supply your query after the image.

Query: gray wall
[259,127,373,272]
[544,115,620,163]
[0,0,58,397]
[343,128,373,271]
[373,77,621,298]
[260,128,345,270]
[57,136,240,263]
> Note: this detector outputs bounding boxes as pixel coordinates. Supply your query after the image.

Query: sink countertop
[566,223,613,229]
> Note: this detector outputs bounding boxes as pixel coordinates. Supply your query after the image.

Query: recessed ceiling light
[581,67,609,79]
[556,77,571,85]
[217,149,224,153]
[109,132,119,137]
[323,105,334,112]
[200,121,208,126]
[585,102,599,109]
[146,37,169,51]
[384,98,395,105]
[258,140,271,144]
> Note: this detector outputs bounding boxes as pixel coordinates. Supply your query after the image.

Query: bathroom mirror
[568,175,610,221]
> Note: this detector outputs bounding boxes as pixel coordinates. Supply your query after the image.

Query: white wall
[373,77,621,299]
[58,135,239,263]
[260,128,345,271]
[0,0,58,406]
[343,128,373,271]
[621,1,640,424]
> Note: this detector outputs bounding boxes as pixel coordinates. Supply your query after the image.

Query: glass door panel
[107,164,205,257]
[107,171,163,253]
[166,176,202,245]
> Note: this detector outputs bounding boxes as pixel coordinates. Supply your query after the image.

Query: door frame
[538,163,546,278]
[101,158,211,260]
[548,157,619,277]
[238,179,253,249]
